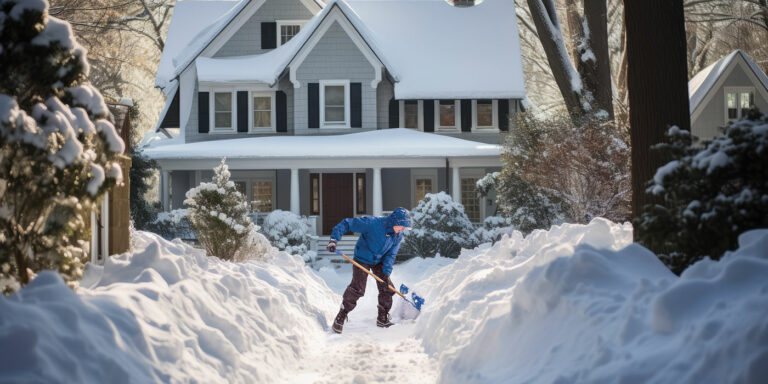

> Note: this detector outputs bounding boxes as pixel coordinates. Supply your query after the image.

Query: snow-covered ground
[2,219,767,383]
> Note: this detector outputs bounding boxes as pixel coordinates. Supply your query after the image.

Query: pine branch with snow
[404,192,475,258]
[184,158,271,261]
[0,0,125,292]
[638,111,768,274]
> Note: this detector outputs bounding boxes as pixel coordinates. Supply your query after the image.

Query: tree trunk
[527,0,586,117]
[13,246,29,285]
[582,0,614,118]
[624,0,690,233]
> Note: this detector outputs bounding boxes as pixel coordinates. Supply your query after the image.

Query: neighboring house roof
[689,49,768,116]
[155,1,236,89]
[166,0,526,99]
[142,128,501,159]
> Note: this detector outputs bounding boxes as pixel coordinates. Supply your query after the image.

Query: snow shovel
[334,250,425,311]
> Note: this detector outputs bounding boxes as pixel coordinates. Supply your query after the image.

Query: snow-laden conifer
[404,192,475,258]
[184,158,270,261]
[0,0,124,292]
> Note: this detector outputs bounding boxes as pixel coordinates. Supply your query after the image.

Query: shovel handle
[336,251,407,300]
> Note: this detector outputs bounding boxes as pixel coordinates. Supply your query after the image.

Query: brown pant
[341,261,395,313]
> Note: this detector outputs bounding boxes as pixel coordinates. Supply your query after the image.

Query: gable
[293,21,376,83]
[691,54,768,121]
[214,0,317,57]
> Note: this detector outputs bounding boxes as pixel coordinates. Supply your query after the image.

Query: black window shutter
[198,91,209,133]
[461,100,472,132]
[388,98,399,128]
[423,100,434,132]
[351,82,362,128]
[237,91,248,132]
[261,22,277,49]
[498,99,509,131]
[276,90,287,132]
[308,83,319,129]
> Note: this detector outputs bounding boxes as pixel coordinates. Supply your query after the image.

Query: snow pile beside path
[0,231,339,383]
[417,218,768,383]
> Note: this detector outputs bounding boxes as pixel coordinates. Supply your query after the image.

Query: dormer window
[725,87,754,124]
[277,20,307,47]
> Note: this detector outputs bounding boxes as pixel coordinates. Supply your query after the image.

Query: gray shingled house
[142,0,527,241]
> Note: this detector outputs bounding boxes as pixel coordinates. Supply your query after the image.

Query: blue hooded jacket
[330,207,411,275]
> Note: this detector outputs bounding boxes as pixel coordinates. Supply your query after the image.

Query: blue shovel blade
[400,283,424,311]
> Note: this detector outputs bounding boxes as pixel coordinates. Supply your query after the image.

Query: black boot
[376,305,394,328]
[332,307,348,334]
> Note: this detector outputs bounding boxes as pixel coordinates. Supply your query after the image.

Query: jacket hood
[388,207,411,228]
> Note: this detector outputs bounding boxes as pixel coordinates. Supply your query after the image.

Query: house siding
[377,77,394,129]
[382,168,410,211]
[215,0,315,57]
[692,62,768,141]
[294,21,378,133]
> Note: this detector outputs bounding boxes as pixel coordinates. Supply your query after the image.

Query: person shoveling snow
[327,207,417,334]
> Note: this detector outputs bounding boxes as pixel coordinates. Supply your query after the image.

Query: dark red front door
[322,173,354,235]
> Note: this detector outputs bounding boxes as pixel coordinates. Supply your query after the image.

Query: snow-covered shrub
[260,209,312,257]
[130,149,160,230]
[184,159,270,261]
[498,112,630,231]
[147,208,194,241]
[0,1,124,292]
[475,171,499,198]
[405,192,475,258]
[471,216,514,245]
[495,173,563,234]
[638,111,768,274]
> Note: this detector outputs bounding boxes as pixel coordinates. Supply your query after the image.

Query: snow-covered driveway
[287,263,440,384]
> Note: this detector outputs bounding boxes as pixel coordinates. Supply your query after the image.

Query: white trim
[248,91,276,133]
[692,57,768,122]
[471,100,499,132]
[276,20,309,47]
[209,89,236,133]
[434,100,460,132]
[410,168,437,208]
[319,79,351,128]
[289,7,383,89]
[399,100,423,130]
[723,86,756,125]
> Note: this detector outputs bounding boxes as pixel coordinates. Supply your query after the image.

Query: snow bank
[416,218,768,383]
[0,232,339,383]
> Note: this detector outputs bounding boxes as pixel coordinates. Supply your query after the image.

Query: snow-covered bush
[130,149,160,230]
[638,111,768,274]
[471,216,514,246]
[405,192,475,258]
[498,112,630,231]
[475,171,499,199]
[147,208,194,241]
[0,1,124,292]
[184,159,270,261]
[260,209,312,257]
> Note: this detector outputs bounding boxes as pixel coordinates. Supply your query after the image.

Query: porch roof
[142,128,501,160]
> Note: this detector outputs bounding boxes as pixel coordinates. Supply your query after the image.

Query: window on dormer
[277,20,307,47]
[725,87,754,124]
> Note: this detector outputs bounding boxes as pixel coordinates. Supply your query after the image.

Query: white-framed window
[320,79,350,128]
[251,179,273,213]
[276,20,307,47]
[411,169,437,207]
[211,90,235,133]
[472,99,498,131]
[399,100,422,130]
[434,100,460,131]
[250,91,275,133]
[724,87,755,124]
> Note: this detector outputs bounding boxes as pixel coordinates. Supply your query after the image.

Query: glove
[326,240,337,252]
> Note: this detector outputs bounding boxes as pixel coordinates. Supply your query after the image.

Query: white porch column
[373,167,383,216]
[161,170,170,211]
[290,168,300,215]
[452,166,461,203]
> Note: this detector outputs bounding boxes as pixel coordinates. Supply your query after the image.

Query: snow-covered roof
[689,50,768,115]
[155,1,236,89]
[142,128,501,160]
[168,0,526,99]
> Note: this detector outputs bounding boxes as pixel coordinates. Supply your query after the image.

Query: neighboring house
[689,49,768,141]
[142,0,526,236]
